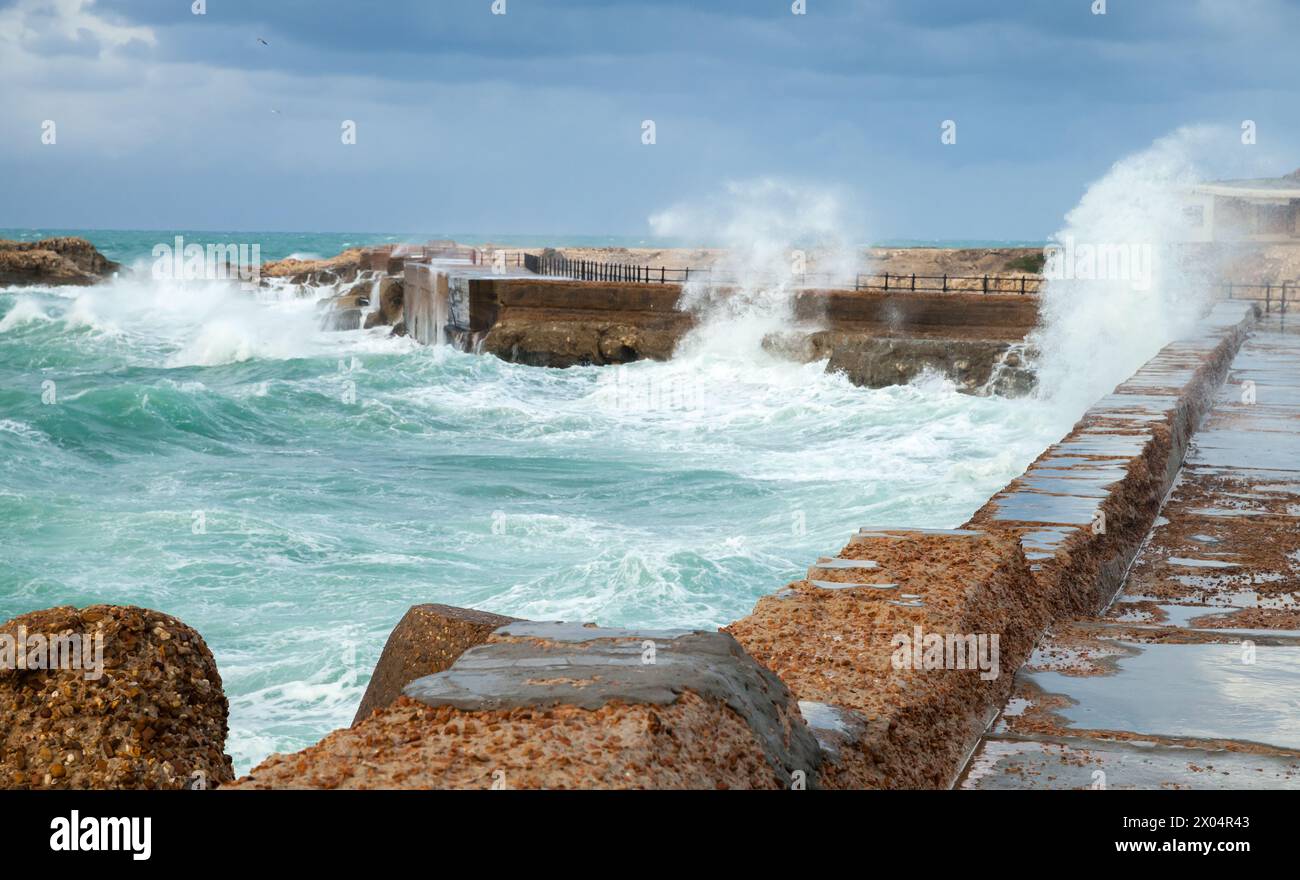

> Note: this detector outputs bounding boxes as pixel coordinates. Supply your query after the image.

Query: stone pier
[399,262,1040,392]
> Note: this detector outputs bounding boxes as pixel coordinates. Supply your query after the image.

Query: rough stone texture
[766,332,1035,394]
[968,302,1258,616]
[727,529,1038,789]
[351,604,517,726]
[261,248,365,285]
[229,624,821,790]
[469,279,692,366]
[0,237,120,287]
[482,320,685,366]
[0,605,234,790]
[377,277,405,325]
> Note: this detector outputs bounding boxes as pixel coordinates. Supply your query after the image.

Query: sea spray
[649,178,866,357]
[1030,126,1238,414]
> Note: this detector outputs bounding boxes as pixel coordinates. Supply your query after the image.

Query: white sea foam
[0,296,53,331]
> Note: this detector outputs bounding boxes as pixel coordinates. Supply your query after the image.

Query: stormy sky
[1,0,1297,240]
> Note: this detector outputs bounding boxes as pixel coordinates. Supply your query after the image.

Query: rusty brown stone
[0,237,119,287]
[351,604,517,727]
[0,605,234,790]
[234,625,820,790]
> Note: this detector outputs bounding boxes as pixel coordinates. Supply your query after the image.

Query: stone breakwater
[963,309,1300,789]
[398,267,1039,394]
[271,244,1041,393]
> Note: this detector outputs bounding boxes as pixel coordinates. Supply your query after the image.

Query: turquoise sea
[0,229,1069,773]
[0,228,1048,266]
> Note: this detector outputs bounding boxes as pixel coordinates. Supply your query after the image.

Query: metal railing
[854,272,1042,295]
[531,255,1043,294]
[1224,281,1293,315]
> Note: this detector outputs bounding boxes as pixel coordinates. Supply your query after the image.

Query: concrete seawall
[401,267,1039,392]
[964,308,1300,790]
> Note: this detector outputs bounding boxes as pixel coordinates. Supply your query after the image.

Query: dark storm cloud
[2,0,1298,237]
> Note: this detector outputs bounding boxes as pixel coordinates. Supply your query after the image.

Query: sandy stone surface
[727,529,1038,789]
[0,605,234,790]
[230,692,791,790]
[260,248,366,283]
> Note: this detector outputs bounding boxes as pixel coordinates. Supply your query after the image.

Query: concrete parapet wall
[794,289,1039,341]
[405,275,1041,387]
[968,301,1258,614]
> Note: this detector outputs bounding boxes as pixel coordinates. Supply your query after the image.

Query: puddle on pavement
[1023,642,1300,751]
[960,737,1300,790]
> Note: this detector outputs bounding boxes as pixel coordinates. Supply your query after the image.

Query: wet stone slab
[1021,642,1300,751]
[961,736,1300,790]
[967,317,1300,789]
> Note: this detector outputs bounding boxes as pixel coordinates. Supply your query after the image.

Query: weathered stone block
[351,604,517,726]
[0,605,234,790]
[232,623,821,790]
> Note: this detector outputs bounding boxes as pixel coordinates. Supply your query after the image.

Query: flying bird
[257,37,269,46]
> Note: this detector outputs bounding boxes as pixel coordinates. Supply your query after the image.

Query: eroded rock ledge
[0,237,120,287]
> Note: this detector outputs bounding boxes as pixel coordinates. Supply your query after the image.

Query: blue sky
[1,0,1297,240]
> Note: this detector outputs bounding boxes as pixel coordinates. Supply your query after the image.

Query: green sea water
[0,230,1070,774]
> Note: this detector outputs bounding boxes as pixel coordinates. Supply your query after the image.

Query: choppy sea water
[0,245,1073,774]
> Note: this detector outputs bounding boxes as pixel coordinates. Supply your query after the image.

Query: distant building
[1184,171,1300,243]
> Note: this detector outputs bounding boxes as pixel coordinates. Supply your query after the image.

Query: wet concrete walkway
[961,314,1300,789]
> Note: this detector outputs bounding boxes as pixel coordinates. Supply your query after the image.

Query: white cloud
[0,0,156,51]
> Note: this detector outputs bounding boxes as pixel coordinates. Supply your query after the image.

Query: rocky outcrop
[362,277,404,329]
[765,332,1036,394]
[0,605,234,790]
[351,604,517,726]
[261,249,366,286]
[227,623,820,790]
[0,238,120,287]
[481,320,684,367]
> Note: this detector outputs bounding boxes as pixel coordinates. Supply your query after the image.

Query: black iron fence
[854,273,1043,295]
[531,254,1043,294]
[1223,281,1293,315]
[535,254,706,284]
